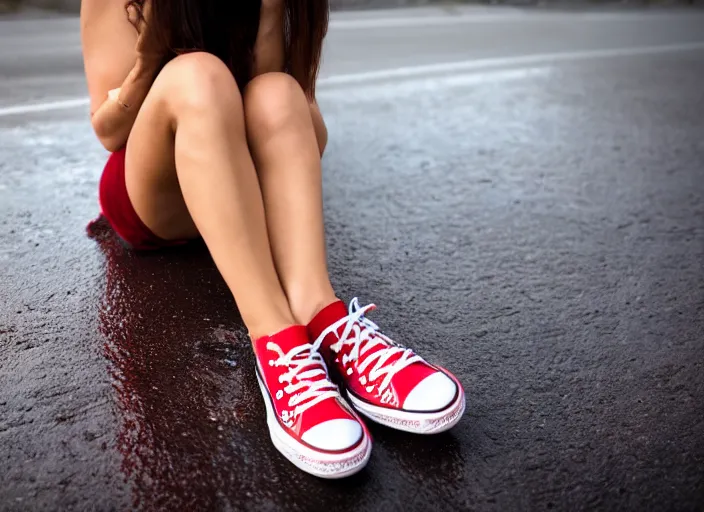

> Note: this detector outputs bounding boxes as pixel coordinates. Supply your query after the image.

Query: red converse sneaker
[253,325,371,478]
[308,299,466,435]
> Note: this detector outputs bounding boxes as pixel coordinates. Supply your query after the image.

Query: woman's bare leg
[124,53,294,338]
[243,73,337,325]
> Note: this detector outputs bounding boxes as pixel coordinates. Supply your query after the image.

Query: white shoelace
[267,341,339,421]
[314,298,423,395]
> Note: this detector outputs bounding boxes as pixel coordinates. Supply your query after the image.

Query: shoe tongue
[267,327,330,387]
[267,326,325,371]
[308,300,349,349]
[257,325,311,354]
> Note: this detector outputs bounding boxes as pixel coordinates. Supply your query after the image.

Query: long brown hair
[126,0,328,97]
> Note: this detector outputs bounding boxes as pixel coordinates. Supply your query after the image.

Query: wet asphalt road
[1,6,704,512]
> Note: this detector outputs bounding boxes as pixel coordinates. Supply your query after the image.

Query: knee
[243,72,308,135]
[155,52,243,115]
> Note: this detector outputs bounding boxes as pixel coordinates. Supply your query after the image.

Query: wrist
[261,2,284,13]
[260,3,284,25]
[134,56,161,78]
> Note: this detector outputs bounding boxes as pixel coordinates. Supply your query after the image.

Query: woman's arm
[81,0,162,152]
[252,2,286,76]
[90,61,158,152]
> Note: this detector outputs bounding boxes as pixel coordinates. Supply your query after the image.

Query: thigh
[124,67,199,241]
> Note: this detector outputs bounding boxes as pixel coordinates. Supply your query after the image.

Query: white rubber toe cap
[403,372,457,411]
[301,418,363,451]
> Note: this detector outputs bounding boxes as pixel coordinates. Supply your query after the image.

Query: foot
[308,299,466,435]
[253,325,372,478]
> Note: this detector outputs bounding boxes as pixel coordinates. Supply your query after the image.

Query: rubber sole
[256,373,372,479]
[347,385,466,435]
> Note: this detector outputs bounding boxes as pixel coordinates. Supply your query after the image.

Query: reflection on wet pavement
[90,218,470,510]
[92,217,256,509]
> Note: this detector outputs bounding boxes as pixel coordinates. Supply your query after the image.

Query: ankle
[288,287,339,326]
[247,317,298,341]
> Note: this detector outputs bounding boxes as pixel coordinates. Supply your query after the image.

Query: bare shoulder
[81,0,138,114]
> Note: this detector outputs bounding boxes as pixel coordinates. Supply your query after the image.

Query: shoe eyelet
[268,360,274,367]
[276,390,283,400]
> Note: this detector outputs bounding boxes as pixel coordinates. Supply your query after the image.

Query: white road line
[330,14,526,29]
[328,11,700,29]
[0,98,89,116]
[319,67,551,100]
[317,42,704,86]
[1,41,704,118]
[0,74,85,87]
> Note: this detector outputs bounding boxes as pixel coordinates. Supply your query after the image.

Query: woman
[81,0,465,479]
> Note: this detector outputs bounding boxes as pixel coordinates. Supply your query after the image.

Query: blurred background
[1,0,702,11]
[1,1,703,511]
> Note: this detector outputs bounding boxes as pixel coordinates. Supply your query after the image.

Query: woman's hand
[126,0,165,68]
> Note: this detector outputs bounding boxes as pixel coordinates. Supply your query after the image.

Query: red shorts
[98,148,187,251]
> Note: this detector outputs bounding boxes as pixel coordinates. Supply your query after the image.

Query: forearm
[252,5,285,77]
[91,59,158,152]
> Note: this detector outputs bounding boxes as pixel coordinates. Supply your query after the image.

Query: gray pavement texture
[1,6,704,512]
